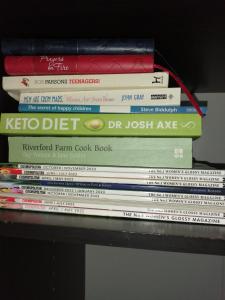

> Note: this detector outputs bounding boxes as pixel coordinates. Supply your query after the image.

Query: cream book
[2,72,169,101]
[19,87,181,106]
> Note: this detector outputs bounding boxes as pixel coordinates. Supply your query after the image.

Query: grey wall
[191,93,225,163]
[86,93,225,300]
[86,245,225,300]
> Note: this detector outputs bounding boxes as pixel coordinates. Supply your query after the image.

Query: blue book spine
[19,104,101,113]
[18,104,208,114]
[131,106,207,114]
[18,180,225,195]
[1,38,155,55]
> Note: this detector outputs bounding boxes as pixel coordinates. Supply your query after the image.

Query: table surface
[0,210,225,255]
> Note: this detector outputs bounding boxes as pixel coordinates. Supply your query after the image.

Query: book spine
[1,189,225,207]
[19,88,181,106]
[1,194,225,219]
[16,163,225,176]
[1,38,155,55]
[1,167,224,182]
[2,178,225,195]
[8,137,193,168]
[1,181,225,200]
[4,55,154,75]
[2,72,169,102]
[18,104,208,114]
[0,113,202,137]
[0,202,224,226]
[12,174,225,189]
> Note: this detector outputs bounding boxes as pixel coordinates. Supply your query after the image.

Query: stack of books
[0,38,203,168]
[1,38,221,226]
[1,163,225,225]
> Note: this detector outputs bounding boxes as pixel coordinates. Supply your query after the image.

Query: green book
[8,137,193,168]
[0,113,201,137]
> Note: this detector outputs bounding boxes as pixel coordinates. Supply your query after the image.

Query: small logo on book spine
[152,76,163,84]
[21,78,29,87]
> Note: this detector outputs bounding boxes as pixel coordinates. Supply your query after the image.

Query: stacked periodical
[1,38,223,226]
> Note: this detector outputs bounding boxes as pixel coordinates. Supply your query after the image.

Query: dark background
[0,0,225,93]
[1,0,225,161]
[0,3,225,300]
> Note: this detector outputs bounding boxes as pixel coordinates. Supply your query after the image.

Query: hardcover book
[4,54,154,75]
[1,38,155,55]
[0,113,202,137]
[2,72,169,101]
[8,137,193,168]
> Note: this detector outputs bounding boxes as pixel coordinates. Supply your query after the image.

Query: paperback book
[1,192,225,218]
[19,87,181,106]
[1,174,224,189]
[2,72,169,101]
[1,165,223,182]
[1,178,225,195]
[18,104,208,114]
[0,113,202,137]
[1,181,225,206]
[13,162,224,176]
[0,194,225,225]
[1,180,225,201]
[8,137,193,168]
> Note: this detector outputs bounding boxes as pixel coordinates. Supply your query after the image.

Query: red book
[4,54,154,75]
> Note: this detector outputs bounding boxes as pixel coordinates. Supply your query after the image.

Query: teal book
[0,113,201,137]
[8,137,193,168]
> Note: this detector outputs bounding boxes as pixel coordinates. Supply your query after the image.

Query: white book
[2,192,225,217]
[15,174,225,188]
[19,87,181,106]
[10,169,225,183]
[2,72,169,101]
[2,203,225,225]
[1,194,225,225]
[17,163,225,176]
[1,190,225,207]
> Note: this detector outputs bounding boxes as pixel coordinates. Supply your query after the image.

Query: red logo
[21,78,29,87]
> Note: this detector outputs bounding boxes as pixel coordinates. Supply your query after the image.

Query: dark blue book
[1,38,155,55]
[35,181,225,195]
[2,179,224,195]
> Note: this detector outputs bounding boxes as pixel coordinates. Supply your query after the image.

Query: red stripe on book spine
[154,64,203,117]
